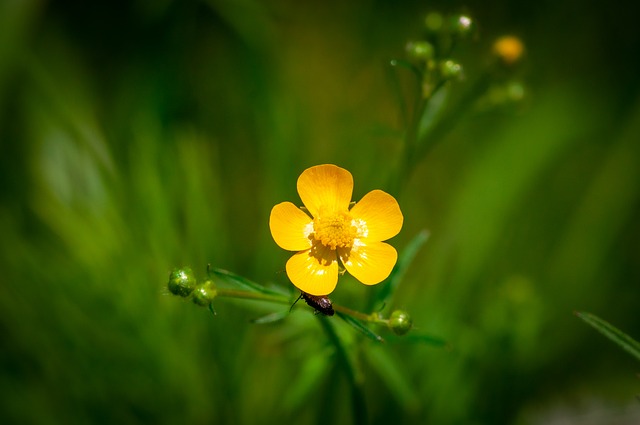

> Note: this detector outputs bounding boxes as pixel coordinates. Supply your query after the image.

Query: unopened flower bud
[493,35,525,65]
[192,280,217,307]
[439,59,463,80]
[449,14,474,38]
[406,41,435,61]
[388,310,413,336]
[168,267,197,297]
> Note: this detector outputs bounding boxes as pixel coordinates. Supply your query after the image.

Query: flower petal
[338,241,397,285]
[286,245,339,296]
[270,202,313,251]
[350,190,403,242]
[297,164,353,217]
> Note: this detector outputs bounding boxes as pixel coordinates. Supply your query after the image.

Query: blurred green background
[1,0,639,424]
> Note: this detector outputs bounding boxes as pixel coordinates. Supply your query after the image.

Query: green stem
[214,288,389,326]
[333,304,388,326]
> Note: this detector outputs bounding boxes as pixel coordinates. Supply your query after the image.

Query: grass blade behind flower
[575,311,640,362]
[208,267,285,296]
[373,229,430,311]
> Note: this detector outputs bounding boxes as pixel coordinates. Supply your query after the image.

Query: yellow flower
[269,164,403,296]
[492,35,525,65]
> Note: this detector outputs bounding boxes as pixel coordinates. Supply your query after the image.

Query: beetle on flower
[269,164,403,296]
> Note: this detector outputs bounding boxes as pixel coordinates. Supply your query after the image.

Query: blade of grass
[336,312,385,343]
[373,229,430,311]
[208,267,283,295]
[364,344,420,412]
[575,311,640,362]
[317,316,367,425]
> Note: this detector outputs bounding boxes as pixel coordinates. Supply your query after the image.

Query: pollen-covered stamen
[313,211,357,250]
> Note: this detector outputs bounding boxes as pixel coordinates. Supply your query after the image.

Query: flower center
[313,211,357,250]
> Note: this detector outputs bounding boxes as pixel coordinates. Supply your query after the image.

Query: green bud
[192,280,217,307]
[424,12,444,34]
[449,14,474,38]
[406,41,435,61]
[388,310,413,336]
[439,59,463,80]
[168,267,197,297]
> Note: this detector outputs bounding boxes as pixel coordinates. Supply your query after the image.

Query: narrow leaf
[336,312,384,343]
[575,311,640,362]
[374,229,430,310]
[209,268,282,295]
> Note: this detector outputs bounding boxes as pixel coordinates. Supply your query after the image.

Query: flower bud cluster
[168,267,217,307]
[404,12,474,98]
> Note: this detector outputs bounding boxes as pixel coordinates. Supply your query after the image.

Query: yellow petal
[270,202,313,251]
[338,241,397,285]
[286,245,339,295]
[350,190,403,242]
[297,164,353,217]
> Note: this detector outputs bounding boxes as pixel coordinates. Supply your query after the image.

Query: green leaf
[575,311,640,362]
[373,229,430,311]
[417,85,449,141]
[208,268,283,296]
[336,312,384,343]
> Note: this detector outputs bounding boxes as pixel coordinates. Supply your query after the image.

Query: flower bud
[168,267,197,297]
[406,40,435,62]
[192,280,217,307]
[439,59,463,80]
[388,310,413,336]
[449,14,474,38]
[492,35,525,65]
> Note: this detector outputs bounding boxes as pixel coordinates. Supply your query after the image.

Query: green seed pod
[439,59,463,80]
[406,41,435,62]
[388,310,413,336]
[192,280,217,307]
[449,14,474,38]
[168,267,197,297]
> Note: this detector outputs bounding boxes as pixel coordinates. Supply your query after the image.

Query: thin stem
[214,288,389,326]
[333,304,388,326]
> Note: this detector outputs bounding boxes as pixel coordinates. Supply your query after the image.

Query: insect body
[292,292,334,316]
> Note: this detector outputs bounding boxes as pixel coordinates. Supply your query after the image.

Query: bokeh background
[1,0,639,424]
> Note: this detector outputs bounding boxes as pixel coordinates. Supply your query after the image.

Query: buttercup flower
[492,35,525,65]
[269,164,403,296]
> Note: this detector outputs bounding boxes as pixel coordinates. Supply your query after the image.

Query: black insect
[292,292,334,316]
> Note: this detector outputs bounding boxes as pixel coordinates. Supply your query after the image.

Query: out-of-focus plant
[389,12,526,193]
